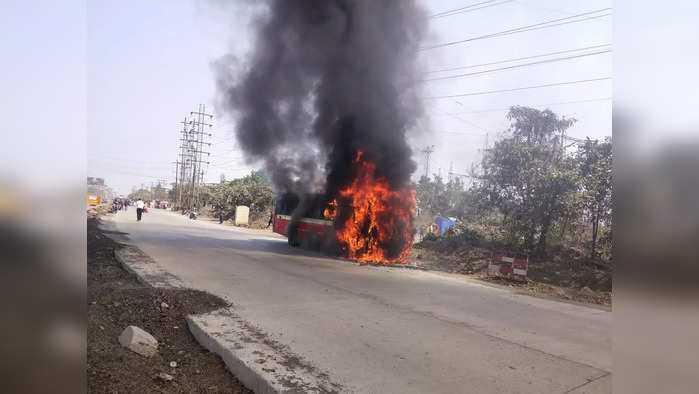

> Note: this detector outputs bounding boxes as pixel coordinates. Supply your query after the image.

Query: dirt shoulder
[410,247,612,307]
[87,217,252,393]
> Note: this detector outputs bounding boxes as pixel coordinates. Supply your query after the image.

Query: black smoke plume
[216,0,426,219]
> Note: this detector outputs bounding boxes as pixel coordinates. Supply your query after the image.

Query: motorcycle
[181,207,197,220]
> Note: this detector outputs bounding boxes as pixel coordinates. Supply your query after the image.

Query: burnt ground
[87,217,252,393]
[410,247,612,307]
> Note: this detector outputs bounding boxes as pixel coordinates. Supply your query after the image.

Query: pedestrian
[136,199,145,221]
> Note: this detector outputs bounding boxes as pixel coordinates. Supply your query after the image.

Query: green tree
[200,170,274,222]
[474,106,578,255]
[415,175,469,218]
[576,137,612,258]
[128,188,151,201]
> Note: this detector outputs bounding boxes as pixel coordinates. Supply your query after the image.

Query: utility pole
[188,104,213,209]
[421,145,435,179]
[155,178,167,201]
[172,105,214,210]
[176,117,191,209]
[173,160,179,204]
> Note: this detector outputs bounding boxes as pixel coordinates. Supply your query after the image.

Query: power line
[433,97,612,116]
[210,158,244,166]
[446,106,492,132]
[104,169,170,180]
[87,155,172,165]
[423,77,611,100]
[431,0,500,17]
[426,43,610,74]
[513,0,576,16]
[420,8,612,51]
[210,146,242,156]
[424,49,610,82]
[435,131,487,136]
[431,0,515,19]
[89,158,173,169]
[210,134,236,143]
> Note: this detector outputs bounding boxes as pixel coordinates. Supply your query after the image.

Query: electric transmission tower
[421,145,435,178]
[189,104,213,208]
[173,104,213,210]
[174,117,191,209]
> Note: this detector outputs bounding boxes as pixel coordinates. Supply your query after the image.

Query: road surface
[104,209,611,393]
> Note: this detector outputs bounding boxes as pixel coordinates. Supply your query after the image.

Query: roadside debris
[118,326,158,357]
[156,372,174,382]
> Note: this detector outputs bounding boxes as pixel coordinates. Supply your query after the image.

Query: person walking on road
[136,199,145,221]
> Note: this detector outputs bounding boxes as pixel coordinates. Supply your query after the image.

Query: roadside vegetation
[129,183,170,202]
[413,106,612,303]
[197,171,275,228]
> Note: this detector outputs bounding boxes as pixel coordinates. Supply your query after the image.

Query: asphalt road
[105,208,611,394]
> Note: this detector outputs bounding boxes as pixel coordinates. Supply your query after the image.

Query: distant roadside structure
[87,176,114,201]
[87,177,105,186]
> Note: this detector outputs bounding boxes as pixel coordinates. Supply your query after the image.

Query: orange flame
[323,200,337,220]
[327,151,415,264]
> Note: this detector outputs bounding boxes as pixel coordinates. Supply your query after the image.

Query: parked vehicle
[87,195,101,206]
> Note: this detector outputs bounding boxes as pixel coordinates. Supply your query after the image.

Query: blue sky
[3,0,619,195]
[88,0,613,195]
[1,1,86,191]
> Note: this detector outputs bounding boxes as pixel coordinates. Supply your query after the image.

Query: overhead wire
[426,43,611,74]
[420,8,612,51]
[432,97,612,115]
[423,77,611,100]
[424,49,610,82]
[430,0,515,19]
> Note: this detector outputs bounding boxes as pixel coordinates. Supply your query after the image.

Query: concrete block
[118,325,158,357]
[235,206,249,226]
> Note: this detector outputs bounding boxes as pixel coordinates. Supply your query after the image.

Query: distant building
[87,176,113,200]
[87,177,105,186]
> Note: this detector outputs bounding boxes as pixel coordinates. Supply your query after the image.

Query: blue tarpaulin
[435,216,456,234]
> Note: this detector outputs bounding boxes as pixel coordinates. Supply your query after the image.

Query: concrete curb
[114,245,185,289]
[111,242,341,393]
[186,309,342,394]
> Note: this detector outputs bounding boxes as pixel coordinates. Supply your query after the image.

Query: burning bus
[273,193,335,249]
[273,151,416,264]
[215,2,424,265]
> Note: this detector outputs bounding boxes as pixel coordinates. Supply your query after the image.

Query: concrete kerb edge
[113,247,153,288]
[185,308,341,394]
[185,315,280,394]
[109,240,301,393]
[113,245,186,289]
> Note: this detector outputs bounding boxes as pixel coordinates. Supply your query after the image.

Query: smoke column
[216,0,427,258]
